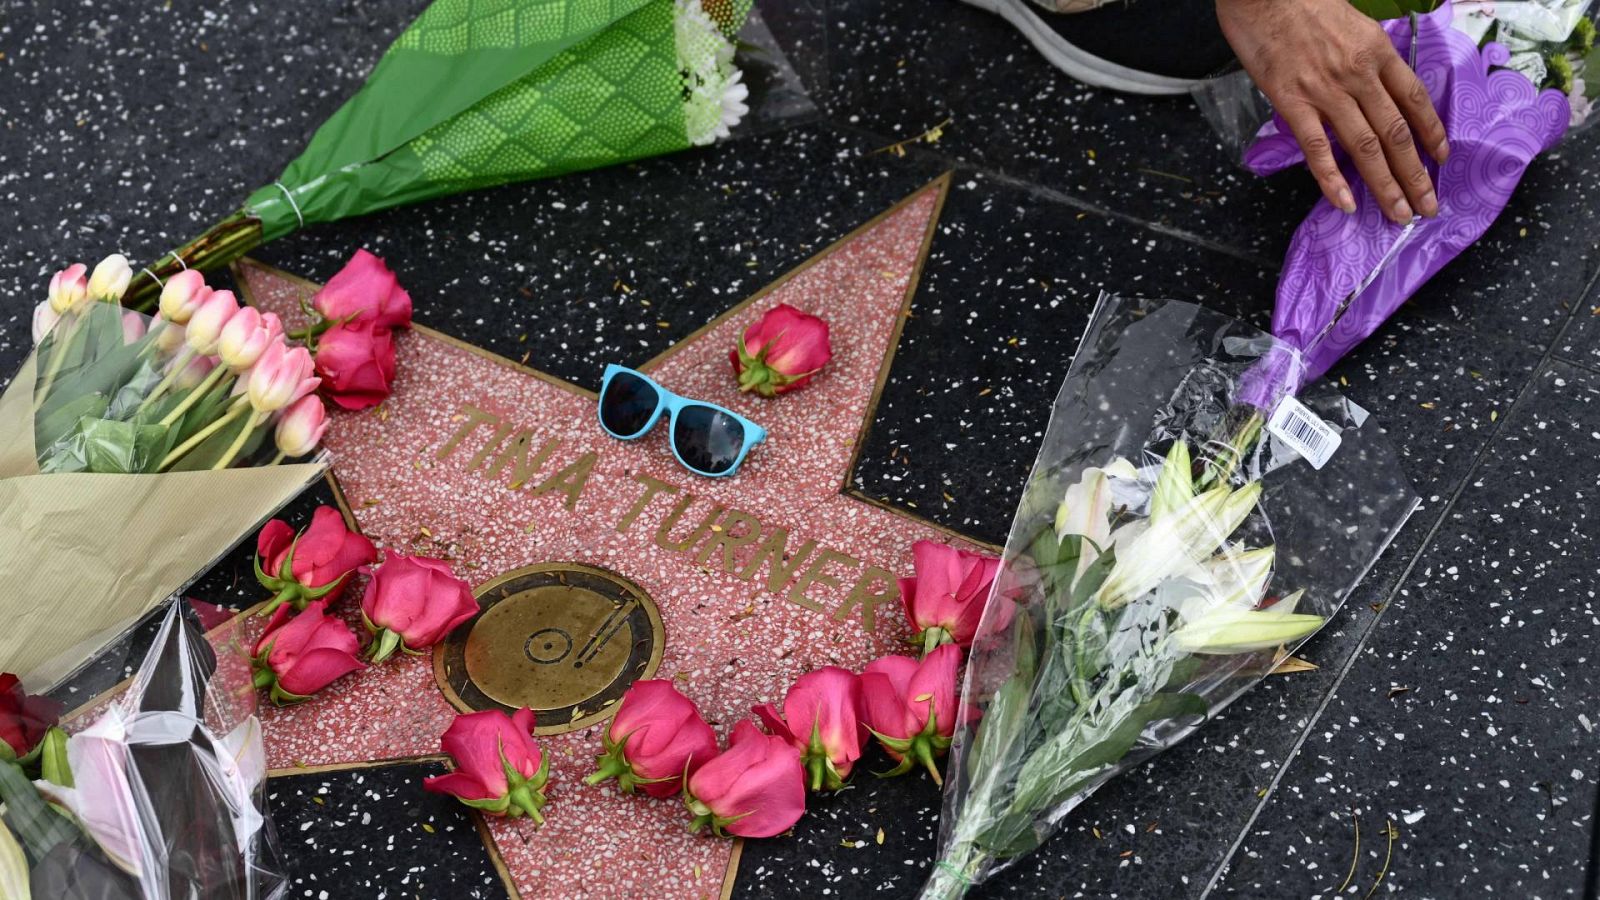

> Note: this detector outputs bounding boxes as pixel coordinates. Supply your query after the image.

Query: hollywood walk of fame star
[216,173,985,899]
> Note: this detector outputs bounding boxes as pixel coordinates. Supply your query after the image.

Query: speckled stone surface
[2,0,1599,898]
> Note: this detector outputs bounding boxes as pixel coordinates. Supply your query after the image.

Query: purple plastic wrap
[1244,2,1572,392]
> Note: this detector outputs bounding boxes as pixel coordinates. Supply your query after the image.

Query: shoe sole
[959,0,1210,95]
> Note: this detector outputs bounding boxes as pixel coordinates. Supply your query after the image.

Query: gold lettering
[655,496,725,553]
[530,451,596,510]
[694,509,762,570]
[616,475,680,534]
[787,549,861,614]
[834,565,899,632]
[467,421,516,471]
[485,430,532,482]
[437,404,500,461]
[738,527,818,595]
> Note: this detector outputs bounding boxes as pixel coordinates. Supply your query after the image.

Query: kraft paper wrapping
[0,349,325,690]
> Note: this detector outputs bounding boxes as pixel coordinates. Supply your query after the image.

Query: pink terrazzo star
[233,175,984,899]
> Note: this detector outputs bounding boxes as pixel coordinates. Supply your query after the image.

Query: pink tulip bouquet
[0,249,412,690]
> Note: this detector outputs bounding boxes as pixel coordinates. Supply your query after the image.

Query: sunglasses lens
[600,371,660,438]
[673,404,747,475]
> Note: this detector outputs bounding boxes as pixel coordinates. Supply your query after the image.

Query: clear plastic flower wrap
[0,600,285,899]
[921,294,1419,898]
[0,300,326,690]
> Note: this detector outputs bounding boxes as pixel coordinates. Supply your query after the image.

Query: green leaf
[38,728,72,789]
[0,760,78,860]
[1069,543,1117,609]
[1346,0,1439,20]
[167,416,267,472]
[72,417,171,473]
[33,394,110,462]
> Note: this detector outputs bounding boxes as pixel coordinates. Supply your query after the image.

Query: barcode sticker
[1267,396,1342,470]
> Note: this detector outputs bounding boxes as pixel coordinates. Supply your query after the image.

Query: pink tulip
[275,395,328,459]
[184,289,239,355]
[586,680,719,799]
[47,263,88,315]
[86,254,132,302]
[158,269,210,325]
[171,354,215,391]
[250,601,366,705]
[730,303,832,396]
[859,644,963,784]
[312,249,413,332]
[217,306,277,371]
[900,540,1003,652]
[753,666,866,791]
[359,554,479,663]
[120,312,147,345]
[315,320,397,410]
[254,505,377,614]
[684,720,806,839]
[422,707,549,822]
[31,301,60,344]
[247,341,319,413]
[155,322,187,355]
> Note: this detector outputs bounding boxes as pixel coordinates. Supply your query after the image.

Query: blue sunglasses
[596,365,766,477]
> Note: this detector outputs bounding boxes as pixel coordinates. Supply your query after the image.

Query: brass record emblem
[435,563,664,735]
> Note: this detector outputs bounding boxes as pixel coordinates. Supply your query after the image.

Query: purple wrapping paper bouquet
[1242,2,1572,402]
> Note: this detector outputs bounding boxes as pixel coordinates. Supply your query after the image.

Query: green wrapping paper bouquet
[123,0,776,307]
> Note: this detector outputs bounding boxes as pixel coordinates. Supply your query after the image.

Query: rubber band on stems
[272,182,305,229]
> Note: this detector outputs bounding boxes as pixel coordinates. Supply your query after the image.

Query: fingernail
[1419,189,1438,217]
[1392,198,1414,222]
[1337,187,1356,213]
[1434,139,1450,162]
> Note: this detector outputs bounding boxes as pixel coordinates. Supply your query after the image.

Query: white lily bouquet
[922,295,1419,898]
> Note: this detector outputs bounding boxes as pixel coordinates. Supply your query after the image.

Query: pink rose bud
[47,263,88,315]
[184,289,240,355]
[753,666,866,792]
[121,312,147,345]
[250,601,366,705]
[217,306,276,371]
[422,707,550,822]
[684,720,806,838]
[171,353,215,391]
[158,269,210,325]
[254,505,377,615]
[359,554,479,663]
[729,303,832,397]
[315,321,397,411]
[900,540,1002,652]
[31,301,60,344]
[248,341,319,413]
[274,395,329,459]
[586,680,719,798]
[859,644,963,785]
[312,249,414,333]
[86,254,133,303]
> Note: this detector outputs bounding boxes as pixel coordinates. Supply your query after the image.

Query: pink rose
[359,554,479,663]
[586,680,718,799]
[315,320,397,411]
[753,666,866,791]
[684,720,806,838]
[859,644,963,784]
[254,505,378,614]
[422,707,549,822]
[250,601,366,705]
[900,540,1003,652]
[730,303,832,396]
[312,249,413,333]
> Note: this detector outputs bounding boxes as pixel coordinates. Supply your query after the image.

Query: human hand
[1216,0,1449,223]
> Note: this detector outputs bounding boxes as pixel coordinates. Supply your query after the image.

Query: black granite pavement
[1,0,1597,897]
